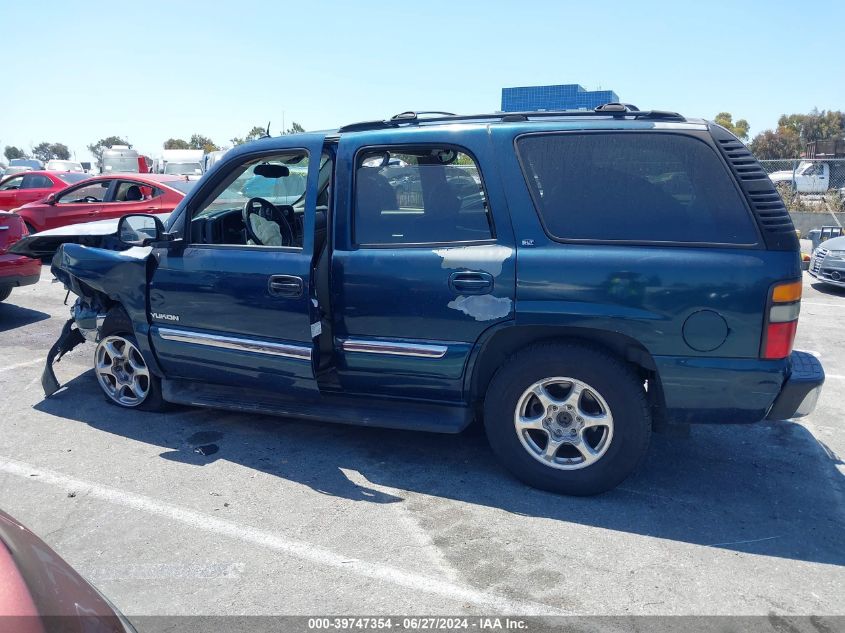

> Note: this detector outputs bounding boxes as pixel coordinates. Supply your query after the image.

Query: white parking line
[0,358,43,373]
[802,301,845,308]
[0,456,567,616]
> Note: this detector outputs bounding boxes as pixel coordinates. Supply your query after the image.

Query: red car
[0,211,40,302]
[14,174,195,233]
[0,509,135,631]
[0,170,88,212]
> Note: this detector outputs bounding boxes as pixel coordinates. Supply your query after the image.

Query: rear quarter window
[516,132,758,245]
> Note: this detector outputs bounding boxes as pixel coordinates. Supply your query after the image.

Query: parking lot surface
[0,265,843,617]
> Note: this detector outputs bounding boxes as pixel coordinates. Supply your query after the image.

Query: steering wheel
[242,197,294,246]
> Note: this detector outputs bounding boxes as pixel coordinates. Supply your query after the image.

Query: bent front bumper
[766,351,824,420]
[42,318,86,397]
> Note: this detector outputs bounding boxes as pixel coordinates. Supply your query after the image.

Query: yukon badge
[151,312,180,322]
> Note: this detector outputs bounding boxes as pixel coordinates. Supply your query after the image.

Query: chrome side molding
[157,327,312,361]
[341,339,448,359]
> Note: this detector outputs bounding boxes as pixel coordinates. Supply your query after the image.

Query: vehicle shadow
[35,371,845,568]
[810,281,845,297]
[0,302,50,332]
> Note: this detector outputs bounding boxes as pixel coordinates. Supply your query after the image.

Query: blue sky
[3,1,843,163]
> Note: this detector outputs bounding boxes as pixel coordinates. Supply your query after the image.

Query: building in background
[501,84,619,112]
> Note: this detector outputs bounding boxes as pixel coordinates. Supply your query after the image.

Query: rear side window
[21,174,53,189]
[354,147,492,245]
[516,133,758,244]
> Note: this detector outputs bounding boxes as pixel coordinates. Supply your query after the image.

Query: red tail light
[761,280,801,359]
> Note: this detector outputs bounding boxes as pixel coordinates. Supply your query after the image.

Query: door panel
[148,134,327,394]
[52,180,113,228]
[47,202,102,230]
[331,128,516,403]
[149,247,316,391]
[0,176,24,211]
[332,245,513,402]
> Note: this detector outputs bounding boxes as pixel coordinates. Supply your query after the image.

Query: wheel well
[469,326,661,405]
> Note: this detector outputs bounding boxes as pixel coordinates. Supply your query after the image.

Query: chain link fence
[758,158,845,192]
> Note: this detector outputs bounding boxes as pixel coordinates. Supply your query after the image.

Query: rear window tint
[516,133,758,244]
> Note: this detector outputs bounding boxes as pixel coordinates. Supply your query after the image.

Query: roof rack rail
[338,104,685,132]
[390,111,457,121]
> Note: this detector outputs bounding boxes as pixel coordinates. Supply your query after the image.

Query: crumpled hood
[9,213,171,258]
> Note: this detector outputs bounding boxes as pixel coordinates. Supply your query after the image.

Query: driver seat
[247,213,283,246]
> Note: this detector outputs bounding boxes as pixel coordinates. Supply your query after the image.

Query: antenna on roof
[263,121,271,138]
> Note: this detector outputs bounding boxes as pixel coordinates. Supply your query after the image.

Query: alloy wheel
[513,377,614,470]
[94,335,150,407]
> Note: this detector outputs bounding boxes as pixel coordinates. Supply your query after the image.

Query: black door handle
[268,274,303,298]
[449,271,493,295]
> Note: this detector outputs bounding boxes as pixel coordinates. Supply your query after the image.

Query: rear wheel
[0,286,12,302]
[483,342,651,495]
[94,310,166,411]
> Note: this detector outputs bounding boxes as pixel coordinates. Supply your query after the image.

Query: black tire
[483,341,651,495]
[0,286,12,302]
[97,308,167,412]
[24,222,37,236]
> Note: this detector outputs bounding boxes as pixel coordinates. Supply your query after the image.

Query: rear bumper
[0,253,41,287]
[766,350,825,420]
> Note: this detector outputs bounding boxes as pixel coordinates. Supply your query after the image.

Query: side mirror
[45,193,57,205]
[117,213,166,247]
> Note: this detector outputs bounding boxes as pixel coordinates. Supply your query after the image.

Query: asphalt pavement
[0,266,842,621]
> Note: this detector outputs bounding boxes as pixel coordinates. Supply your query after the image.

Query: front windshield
[164,162,203,175]
[47,161,82,172]
[103,157,138,173]
[196,153,310,217]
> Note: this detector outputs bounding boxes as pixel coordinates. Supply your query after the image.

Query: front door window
[190,152,311,249]
[57,181,111,204]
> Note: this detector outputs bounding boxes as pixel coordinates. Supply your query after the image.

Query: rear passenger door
[18,173,55,206]
[332,128,516,403]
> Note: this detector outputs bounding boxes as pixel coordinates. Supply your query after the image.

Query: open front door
[147,133,327,395]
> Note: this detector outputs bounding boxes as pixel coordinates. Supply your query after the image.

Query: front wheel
[0,286,12,302]
[483,342,651,495]
[94,311,166,411]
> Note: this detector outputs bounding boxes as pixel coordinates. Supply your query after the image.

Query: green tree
[230,125,268,146]
[50,143,70,160]
[284,121,305,135]
[749,128,803,160]
[32,142,70,162]
[3,146,27,161]
[777,109,844,143]
[749,108,845,159]
[87,136,129,166]
[163,138,191,150]
[188,134,219,153]
[714,112,750,141]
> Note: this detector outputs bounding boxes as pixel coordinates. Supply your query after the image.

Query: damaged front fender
[42,242,162,397]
